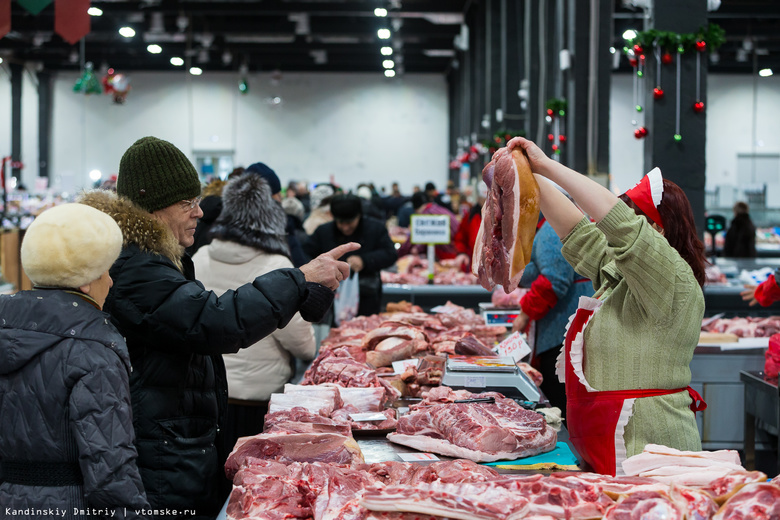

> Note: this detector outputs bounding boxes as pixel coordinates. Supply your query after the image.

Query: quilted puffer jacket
[79,190,309,519]
[0,290,149,520]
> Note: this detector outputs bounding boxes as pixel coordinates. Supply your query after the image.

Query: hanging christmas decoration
[481,129,525,155]
[73,62,102,95]
[543,99,567,157]
[623,23,725,142]
[238,77,249,94]
[101,68,131,103]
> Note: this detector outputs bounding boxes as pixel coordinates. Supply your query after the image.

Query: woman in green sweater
[508,137,708,476]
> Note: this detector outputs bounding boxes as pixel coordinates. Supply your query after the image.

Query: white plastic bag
[333,272,360,325]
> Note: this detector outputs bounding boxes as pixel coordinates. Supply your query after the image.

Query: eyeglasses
[180,196,202,211]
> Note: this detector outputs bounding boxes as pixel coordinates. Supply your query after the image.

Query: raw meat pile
[381,255,478,285]
[303,302,507,398]
[268,384,398,431]
[387,387,557,462]
[701,315,780,337]
[224,455,776,520]
[490,286,527,308]
[473,147,540,293]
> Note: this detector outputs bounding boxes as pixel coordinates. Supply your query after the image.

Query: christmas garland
[624,23,725,56]
[482,129,526,155]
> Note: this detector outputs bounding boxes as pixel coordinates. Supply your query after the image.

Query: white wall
[4,69,449,195]
[0,63,39,190]
[610,73,780,194]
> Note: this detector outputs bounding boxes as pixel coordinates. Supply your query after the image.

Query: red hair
[619,179,707,287]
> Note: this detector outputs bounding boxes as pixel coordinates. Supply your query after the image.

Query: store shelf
[381,283,492,311]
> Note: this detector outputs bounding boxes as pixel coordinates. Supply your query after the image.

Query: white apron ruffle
[557,296,602,392]
[614,398,636,476]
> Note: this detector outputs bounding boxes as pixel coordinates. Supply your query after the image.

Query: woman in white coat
[192,172,316,454]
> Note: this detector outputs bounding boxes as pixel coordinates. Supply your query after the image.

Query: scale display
[441,355,542,402]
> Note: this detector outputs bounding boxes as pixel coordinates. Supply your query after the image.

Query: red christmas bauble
[661,53,673,65]
[634,129,643,139]
[551,144,559,151]
[653,87,664,100]
[629,58,638,67]
[504,134,512,141]
[639,54,646,63]
[546,108,554,116]
[695,41,707,52]
[547,134,554,141]
[640,127,648,136]
[693,101,705,113]
[489,147,497,154]
[559,135,567,143]
[633,44,643,54]
[494,136,502,144]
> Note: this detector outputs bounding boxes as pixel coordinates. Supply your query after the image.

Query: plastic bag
[766,333,780,379]
[333,272,360,326]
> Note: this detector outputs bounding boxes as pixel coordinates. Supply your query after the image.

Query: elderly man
[80,136,356,519]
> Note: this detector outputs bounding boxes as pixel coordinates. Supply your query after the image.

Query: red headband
[624,167,664,229]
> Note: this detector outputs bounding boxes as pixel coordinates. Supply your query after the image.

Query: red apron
[563,298,707,476]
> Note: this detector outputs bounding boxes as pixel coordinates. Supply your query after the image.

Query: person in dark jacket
[304,193,397,318]
[0,203,149,519]
[723,201,757,258]
[79,136,357,520]
[243,161,308,267]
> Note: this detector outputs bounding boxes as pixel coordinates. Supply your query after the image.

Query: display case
[380,283,492,312]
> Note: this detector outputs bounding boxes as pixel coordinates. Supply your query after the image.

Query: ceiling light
[0,57,3,64]
[609,47,616,54]
[89,170,102,181]
[374,8,387,17]
[422,49,455,57]
[381,46,393,56]
[189,66,203,76]
[147,44,162,54]
[377,29,391,40]
[382,59,395,69]
[759,68,773,77]
[384,70,396,78]
[622,29,637,41]
[119,27,136,38]
[87,7,102,16]
[170,57,184,66]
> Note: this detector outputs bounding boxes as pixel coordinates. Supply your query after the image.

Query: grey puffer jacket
[0,290,149,520]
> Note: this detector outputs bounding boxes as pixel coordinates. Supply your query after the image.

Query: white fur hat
[21,203,123,288]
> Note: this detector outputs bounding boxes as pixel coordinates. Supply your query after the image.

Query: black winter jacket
[80,190,308,519]
[0,290,149,519]
[303,216,397,316]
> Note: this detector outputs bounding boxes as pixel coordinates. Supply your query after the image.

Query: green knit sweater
[561,201,704,457]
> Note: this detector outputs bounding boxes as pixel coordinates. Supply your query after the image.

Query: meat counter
[380,283,492,312]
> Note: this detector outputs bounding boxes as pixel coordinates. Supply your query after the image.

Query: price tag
[391,358,420,375]
[397,452,440,462]
[349,412,388,422]
[494,331,532,363]
[465,375,486,387]
[410,214,451,245]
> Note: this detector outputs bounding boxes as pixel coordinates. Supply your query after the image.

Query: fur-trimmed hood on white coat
[191,239,315,401]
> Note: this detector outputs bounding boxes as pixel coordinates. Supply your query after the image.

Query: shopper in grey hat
[80,136,357,519]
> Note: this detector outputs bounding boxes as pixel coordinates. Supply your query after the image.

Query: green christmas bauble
[635,105,643,112]
[674,134,683,142]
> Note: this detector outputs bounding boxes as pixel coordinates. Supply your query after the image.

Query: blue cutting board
[482,442,579,469]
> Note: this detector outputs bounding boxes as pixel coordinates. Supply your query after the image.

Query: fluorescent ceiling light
[622,29,637,40]
[87,7,102,16]
[381,46,393,56]
[119,27,136,38]
[374,8,387,17]
[422,49,455,57]
[170,57,184,66]
[189,66,203,75]
[759,68,773,77]
[89,170,102,181]
[147,44,162,54]
[383,59,395,69]
[377,29,391,39]
[384,70,396,78]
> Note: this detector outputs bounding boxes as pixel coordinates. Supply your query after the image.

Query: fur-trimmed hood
[209,173,290,259]
[78,189,185,270]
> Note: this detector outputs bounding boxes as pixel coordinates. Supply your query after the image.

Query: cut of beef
[387,398,556,462]
[472,147,540,292]
[224,432,364,478]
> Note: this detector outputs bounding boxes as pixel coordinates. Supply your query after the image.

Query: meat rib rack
[441,355,542,402]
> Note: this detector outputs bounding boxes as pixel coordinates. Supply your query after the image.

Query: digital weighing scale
[478,302,522,326]
[441,355,542,402]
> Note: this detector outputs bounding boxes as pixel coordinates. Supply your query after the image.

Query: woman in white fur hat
[0,204,149,519]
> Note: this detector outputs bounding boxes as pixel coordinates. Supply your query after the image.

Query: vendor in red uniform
[741,269,780,307]
[507,137,707,476]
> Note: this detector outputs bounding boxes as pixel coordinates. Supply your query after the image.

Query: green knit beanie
[117,136,202,212]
